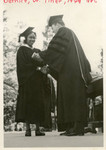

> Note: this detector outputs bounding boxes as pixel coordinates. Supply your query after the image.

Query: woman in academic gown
[15,27,52,136]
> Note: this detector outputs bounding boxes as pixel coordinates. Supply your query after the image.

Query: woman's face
[26,33,36,47]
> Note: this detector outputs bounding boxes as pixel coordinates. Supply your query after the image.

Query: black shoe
[25,129,31,136]
[35,130,45,136]
[84,128,97,134]
[60,128,74,136]
[66,132,84,136]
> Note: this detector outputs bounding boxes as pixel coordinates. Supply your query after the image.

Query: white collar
[21,44,34,50]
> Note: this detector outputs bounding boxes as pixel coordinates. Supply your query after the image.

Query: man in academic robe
[32,15,92,136]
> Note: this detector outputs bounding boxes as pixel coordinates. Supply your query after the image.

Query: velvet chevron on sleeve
[40,27,70,73]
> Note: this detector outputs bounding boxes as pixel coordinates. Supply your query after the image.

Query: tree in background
[42,25,56,90]
[98,48,103,75]
[42,25,54,50]
[3,10,26,131]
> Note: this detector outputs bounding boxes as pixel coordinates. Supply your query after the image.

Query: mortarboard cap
[18,27,35,42]
[48,15,63,26]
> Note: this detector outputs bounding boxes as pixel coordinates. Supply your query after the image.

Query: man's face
[51,24,58,34]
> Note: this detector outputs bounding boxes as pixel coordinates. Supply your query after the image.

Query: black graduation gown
[15,45,52,125]
[42,76,56,129]
[40,27,92,131]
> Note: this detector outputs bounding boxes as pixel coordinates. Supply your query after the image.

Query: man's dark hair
[53,20,65,26]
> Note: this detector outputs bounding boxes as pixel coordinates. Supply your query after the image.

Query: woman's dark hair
[24,32,36,44]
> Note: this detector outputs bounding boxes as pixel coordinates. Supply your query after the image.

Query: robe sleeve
[17,47,36,70]
[40,27,70,73]
[72,32,92,84]
[17,46,42,85]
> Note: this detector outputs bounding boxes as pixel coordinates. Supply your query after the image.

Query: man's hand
[40,65,49,74]
[32,52,43,62]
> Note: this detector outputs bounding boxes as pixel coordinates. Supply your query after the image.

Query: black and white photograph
[0,0,106,149]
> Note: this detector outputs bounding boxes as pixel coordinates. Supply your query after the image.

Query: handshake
[32,52,43,62]
[32,52,49,74]
[36,65,49,74]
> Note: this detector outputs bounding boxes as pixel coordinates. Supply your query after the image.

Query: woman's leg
[25,122,31,136]
[36,122,40,131]
[26,122,30,130]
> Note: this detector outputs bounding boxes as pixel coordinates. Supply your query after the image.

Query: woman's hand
[32,52,43,62]
[40,65,49,74]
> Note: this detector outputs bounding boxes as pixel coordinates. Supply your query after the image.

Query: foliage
[42,25,54,50]
[42,26,57,90]
[98,48,103,74]
[3,10,26,131]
